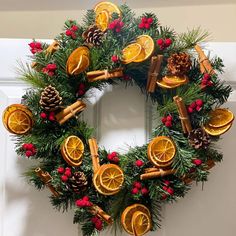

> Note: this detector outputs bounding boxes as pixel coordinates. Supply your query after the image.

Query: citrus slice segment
[207,108,234,128]
[95,10,109,31]
[147,136,176,168]
[94,1,121,17]
[64,135,84,161]
[66,46,90,75]
[99,164,124,192]
[93,168,119,196]
[121,204,151,235]
[7,109,33,134]
[162,75,188,85]
[121,43,142,64]
[61,144,83,167]
[131,211,151,236]
[203,122,232,136]
[133,35,155,62]
[156,80,181,89]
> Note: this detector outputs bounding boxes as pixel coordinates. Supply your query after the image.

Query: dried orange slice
[7,110,33,135]
[66,46,90,75]
[61,136,84,166]
[156,80,181,89]
[133,35,154,62]
[121,204,151,235]
[162,75,188,85]
[131,211,151,236]
[121,43,142,64]
[147,136,176,168]
[93,168,120,196]
[203,123,232,136]
[207,108,234,128]
[94,1,121,17]
[95,10,109,31]
[99,164,124,192]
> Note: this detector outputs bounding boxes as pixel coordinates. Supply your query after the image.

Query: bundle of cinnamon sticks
[140,167,176,180]
[55,100,86,125]
[87,68,123,82]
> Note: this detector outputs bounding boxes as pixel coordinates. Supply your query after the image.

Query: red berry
[65,30,72,36]
[167,187,174,195]
[123,75,131,81]
[65,167,71,172]
[157,39,164,46]
[112,156,120,163]
[115,27,121,33]
[189,167,196,173]
[83,196,89,201]
[91,216,99,224]
[61,175,68,182]
[57,167,65,174]
[75,199,85,207]
[27,143,34,150]
[107,154,113,161]
[188,106,194,113]
[79,83,85,90]
[196,106,202,112]
[203,73,211,80]
[135,160,144,167]
[163,186,168,191]
[31,148,37,155]
[141,17,147,23]
[22,143,29,150]
[162,194,167,200]
[110,152,118,158]
[164,180,170,186]
[193,159,202,166]
[119,21,124,27]
[109,22,115,30]
[64,170,72,177]
[111,55,119,63]
[144,23,150,29]
[40,112,47,119]
[133,181,142,189]
[195,99,203,107]
[147,18,153,24]
[166,115,173,121]
[94,219,103,231]
[77,89,85,96]
[131,188,139,195]
[161,117,167,124]
[49,115,55,121]
[207,81,214,86]
[71,32,77,39]
[141,187,149,195]
[165,38,172,47]
[138,23,145,29]
[71,25,78,31]
[165,121,172,128]
[25,150,33,157]
[190,102,197,109]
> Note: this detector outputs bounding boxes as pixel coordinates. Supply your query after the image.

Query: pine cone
[66,171,88,193]
[167,52,192,76]
[83,26,104,47]
[188,128,211,149]
[39,85,62,111]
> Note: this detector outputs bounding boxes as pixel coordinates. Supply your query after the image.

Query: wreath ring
[2,1,234,235]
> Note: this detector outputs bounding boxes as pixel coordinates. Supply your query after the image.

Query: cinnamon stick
[140,169,176,180]
[90,205,113,224]
[195,44,215,75]
[88,138,100,173]
[144,167,159,173]
[35,167,60,197]
[87,68,123,82]
[55,101,86,125]
[173,96,192,134]
[147,55,163,93]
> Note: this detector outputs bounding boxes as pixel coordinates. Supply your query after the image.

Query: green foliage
[10,3,232,236]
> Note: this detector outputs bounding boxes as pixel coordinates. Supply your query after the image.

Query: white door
[0,39,235,236]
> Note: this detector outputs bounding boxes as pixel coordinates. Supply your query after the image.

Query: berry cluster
[76,83,86,96]
[161,115,173,128]
[201,73,214,89]
[91,216,103,231]
[131,181,149,196]
[29,41,42,54]
[107,152,120,164]
[138,17,153,29]
[187,99,204,113]
[42,63,57,77]
[57,167,72,182]
[108,19,124,33]
[193,159,202,166]
[156,38,172,50]
[40,111,56,121]
[22,143,37,157]
[162,180,174,200]
[75,196,93,207]
[135,159,144,167]
[111,55,119,63]
[65,25,79,39]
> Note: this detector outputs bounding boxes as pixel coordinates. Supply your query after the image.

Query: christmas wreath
[2,2,234,235]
